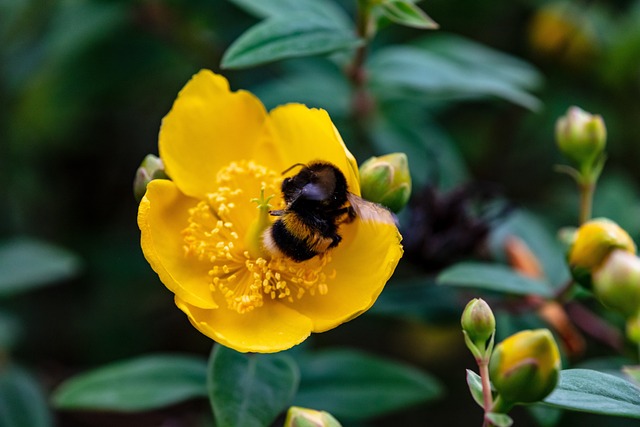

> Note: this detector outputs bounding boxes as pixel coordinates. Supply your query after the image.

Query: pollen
[182,161,336,314]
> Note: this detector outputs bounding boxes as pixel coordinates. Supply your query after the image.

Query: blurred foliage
[2,0,640,425]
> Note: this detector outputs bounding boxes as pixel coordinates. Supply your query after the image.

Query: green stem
[478,359,494,427]
[578,180,594,225]
[577,154,605,225]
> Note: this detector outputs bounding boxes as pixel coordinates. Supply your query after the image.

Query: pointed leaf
[416,34,543,90]
[221,13,362,69]
[369,45,541,110]
[209,345,299,427]
[486,412,513,427]
[52,354,207,412]
[437,262,554,297]
[225,0,351,28]
[543,369,640,418]
[623,366,640,386]
[466,369,485,408]
[379,1,438,29]
[0,366,52,427]
[294,349,442,420]
[0,238,81,297]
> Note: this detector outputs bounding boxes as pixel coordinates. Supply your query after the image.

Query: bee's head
[281,162,348,209]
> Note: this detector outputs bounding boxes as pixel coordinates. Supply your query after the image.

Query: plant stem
[348,0,373,87]
[478,358,493,427]
[347,0,376,153]
[578,179,594,225]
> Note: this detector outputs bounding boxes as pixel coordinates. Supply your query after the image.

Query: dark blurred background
[2,0,640,426]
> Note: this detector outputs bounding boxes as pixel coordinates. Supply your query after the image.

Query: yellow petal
[138,179,218,309]
[286,220,403,332]
[264,104,361,195]
[159,70,270,199]
[175,296,313,353]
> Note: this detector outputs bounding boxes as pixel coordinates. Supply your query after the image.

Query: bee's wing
[347,193,397,225]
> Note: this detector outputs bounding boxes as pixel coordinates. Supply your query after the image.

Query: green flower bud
[134,154,168,202]
[555,106,606,167]
[461,298,495,353]
[284,407,342,427]
[592,250,640,318]
[490,329,561,405]
[359,153,411,213]
[568,218,636,286]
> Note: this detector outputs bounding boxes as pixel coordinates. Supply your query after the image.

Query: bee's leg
[328,233,342,249]
[269,209,285,217]
[346,206,357,222]
[333,206,356,224]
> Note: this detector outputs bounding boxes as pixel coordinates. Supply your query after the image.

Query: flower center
[182,161,335,314]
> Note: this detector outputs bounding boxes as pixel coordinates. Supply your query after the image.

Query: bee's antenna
[281,163,306,175]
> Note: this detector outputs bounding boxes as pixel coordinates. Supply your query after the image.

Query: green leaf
[221,13,362,69]
[544,369,640,418]
[0,238,81,297]
[225,0,351,28]
[416,34,543,90]
[623,366,640,386]
[437,262,555,297]
[0,366,53,427]
[52,354,207,412]
[294,349,442,420]
[486,412,513,427]
[209,345,299,427]
[368,45,541,110]
[379,1,438,29]
[466,369,484,408]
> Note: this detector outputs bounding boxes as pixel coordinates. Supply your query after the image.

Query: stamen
[182,161,336,314]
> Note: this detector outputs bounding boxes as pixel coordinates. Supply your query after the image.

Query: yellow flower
[137,70,403,353]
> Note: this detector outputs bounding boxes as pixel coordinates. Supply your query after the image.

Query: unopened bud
[490,329,561,404]
[555,106,606,168]
[568,218,636,286]
[284,407,342,427]
[134,154,168,202]
[461,298,495,353]
[592,250,640,318]
[359,153,411,213]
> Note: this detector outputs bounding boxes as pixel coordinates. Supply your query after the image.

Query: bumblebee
[263,161,395,262]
